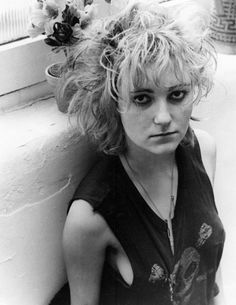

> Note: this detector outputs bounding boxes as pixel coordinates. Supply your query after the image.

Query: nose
[153,99,171,127]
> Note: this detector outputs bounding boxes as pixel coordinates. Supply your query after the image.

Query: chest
[100,150,225,304]
[106,189,224,305]
[106,166,225,285]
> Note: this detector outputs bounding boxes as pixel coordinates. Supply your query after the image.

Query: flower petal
[30,9,49,28]
[27,23,45,37]
[67,0,84,10]
[44,19,57,35]
[45,0,67,11]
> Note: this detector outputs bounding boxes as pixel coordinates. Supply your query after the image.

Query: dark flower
[44,37,62,47]
[28,1,97,54]
[62,5,81,27]
[53,22,73,43]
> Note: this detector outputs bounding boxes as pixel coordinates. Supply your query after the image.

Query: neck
[124,147,176,178]
[121,147,177,223]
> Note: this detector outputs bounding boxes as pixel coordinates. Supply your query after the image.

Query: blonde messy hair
[57,0,216,154]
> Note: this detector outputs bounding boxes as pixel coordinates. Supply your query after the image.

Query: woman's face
[118,67,194,156]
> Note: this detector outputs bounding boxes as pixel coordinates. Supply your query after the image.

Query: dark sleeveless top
[68,135,225,305]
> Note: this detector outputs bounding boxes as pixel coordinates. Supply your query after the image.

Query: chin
[146,142,179,155]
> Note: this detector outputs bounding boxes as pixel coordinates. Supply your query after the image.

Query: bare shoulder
[193,128,217,184]
[194,128,217,158]
[63,199,111,251]
[62,200,113,304]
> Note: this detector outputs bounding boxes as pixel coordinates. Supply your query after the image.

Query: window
[0,0,127,106]
[0,0,32,45]
[0,1,64,106]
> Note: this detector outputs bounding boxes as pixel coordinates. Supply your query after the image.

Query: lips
[150,131,177,137]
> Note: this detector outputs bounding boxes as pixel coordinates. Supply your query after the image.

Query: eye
[133,94,152,106]
[169,90,188,102]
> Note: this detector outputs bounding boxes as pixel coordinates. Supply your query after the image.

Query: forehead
[132,64,192,90]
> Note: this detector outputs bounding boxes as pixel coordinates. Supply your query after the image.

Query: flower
[28,0,97,52]
[28,0,65,36]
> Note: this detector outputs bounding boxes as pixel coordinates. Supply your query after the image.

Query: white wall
[0,1,115,304]
[0,99,97,305]
[193,54,236,305]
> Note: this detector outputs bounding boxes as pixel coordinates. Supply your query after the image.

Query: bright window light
[0,0,33,45]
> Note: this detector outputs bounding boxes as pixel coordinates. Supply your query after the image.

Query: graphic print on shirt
[149,264,166,283]
[196,223,213,247]
[148,223,213,305]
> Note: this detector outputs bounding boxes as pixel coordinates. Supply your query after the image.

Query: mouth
[150,131,177,138]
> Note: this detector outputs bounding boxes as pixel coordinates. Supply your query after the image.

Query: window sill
[0,36,64,102]
[0,81,53,113]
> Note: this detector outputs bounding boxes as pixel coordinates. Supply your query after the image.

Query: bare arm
[63,200,110,305]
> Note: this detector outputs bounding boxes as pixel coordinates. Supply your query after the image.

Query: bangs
[116,31,201,103]
[130,58,191,92]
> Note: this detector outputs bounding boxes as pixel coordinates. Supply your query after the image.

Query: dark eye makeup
[132,93,152,106]
[131,85,191,107]
[168,90,189,102]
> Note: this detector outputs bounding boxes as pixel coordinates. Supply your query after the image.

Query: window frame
[0,36,64,105]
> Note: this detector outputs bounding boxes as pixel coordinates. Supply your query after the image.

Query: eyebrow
[167,83,191,91]
[130,88,153,94]
[131,83,191,94]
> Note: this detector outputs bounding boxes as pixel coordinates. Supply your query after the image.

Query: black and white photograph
[0,1,235,305]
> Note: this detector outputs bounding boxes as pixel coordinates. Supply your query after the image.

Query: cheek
[120,109,150,142]
[119,102,145,127]
[175,104,193,134]
[181,103,193,121]
[121,112,142,134]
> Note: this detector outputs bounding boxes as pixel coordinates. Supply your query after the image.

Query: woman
[58,0,225,304]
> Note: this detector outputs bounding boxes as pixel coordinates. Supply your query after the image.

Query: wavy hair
[57,0,216,154]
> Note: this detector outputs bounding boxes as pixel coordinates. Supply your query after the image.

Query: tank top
[68,135,225,305]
